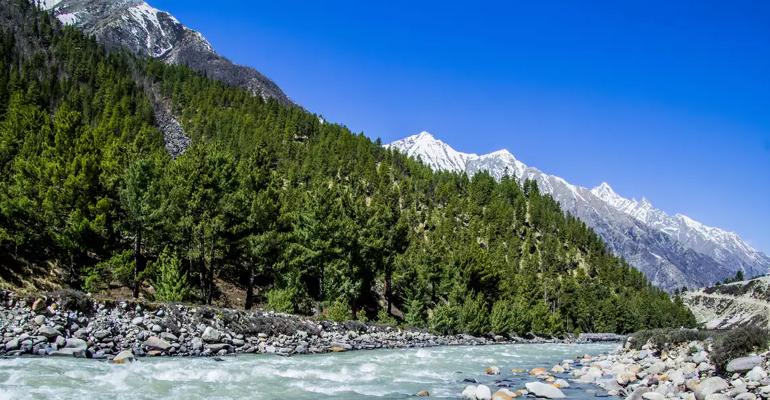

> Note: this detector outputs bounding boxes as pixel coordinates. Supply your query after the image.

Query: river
[0,342,619,399]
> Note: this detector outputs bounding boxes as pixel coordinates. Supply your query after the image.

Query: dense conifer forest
[0,0,695,335]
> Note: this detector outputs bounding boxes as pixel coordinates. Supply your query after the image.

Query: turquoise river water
[0,342,620,399]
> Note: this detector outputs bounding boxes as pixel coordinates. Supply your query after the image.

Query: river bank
[540,331,770,400]
[0,291,622,360]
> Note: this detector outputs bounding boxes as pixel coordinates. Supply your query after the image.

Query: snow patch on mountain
[57,12,79,25]
[41,0,63,8]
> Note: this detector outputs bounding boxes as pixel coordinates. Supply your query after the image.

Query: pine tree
[153,248,190,302]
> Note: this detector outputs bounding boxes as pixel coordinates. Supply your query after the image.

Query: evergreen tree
[153,248,190,302]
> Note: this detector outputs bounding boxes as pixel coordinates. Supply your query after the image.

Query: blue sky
[152,0,770,253]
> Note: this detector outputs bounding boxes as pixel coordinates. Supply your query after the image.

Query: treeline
[0,0,695,335]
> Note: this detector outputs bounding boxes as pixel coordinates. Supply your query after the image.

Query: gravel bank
[0,291,623,361]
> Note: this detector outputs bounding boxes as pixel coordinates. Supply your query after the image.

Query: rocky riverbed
[0,291,622,361]
[471,331,770,400]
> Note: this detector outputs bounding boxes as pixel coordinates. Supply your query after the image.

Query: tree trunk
[385,263,392,315]
[206,240,215,305]
[245,268,255,309]
[198,234,205,302]
[133,233,145,299]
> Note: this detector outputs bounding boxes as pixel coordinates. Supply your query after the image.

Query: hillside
[682,276,770,329]
[388,132,769,291]
[0,0,694,336]
[42,0,293,107]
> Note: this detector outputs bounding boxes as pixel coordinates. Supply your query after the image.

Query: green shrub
[266,287,296,313]
[404,299,427,328]
[630,328,713,351]
[153,248,190,302]
[711,326,770,372]
[460,293,490,335]
[490,300,513,335]
[429,303,459,335]
[326,298,351,322]
[377,308,397,326]
[356,308,368,323]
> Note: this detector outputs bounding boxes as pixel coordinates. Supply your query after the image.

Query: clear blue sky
[152,0,770,253]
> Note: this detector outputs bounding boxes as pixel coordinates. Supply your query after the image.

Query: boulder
[735,394,757,400]
[694,377,728,400]
[727,357,764,373]
[462,385,478,400]
[33,315,45,325]
[747,366,768,382]
[492,391,513,400]
[668,370,685,386]
[143,336,171,351]
[38,326,61,339]
[580,369,602,383]
[49,348,85,358]
[550,365,565,374]
[160,332,178,343]
[93,330,111,340]
[190,337,203,351]
[113,350,135,364]
[486,366,501,375]
[704,395,730,400]
[627,387,651,400]
[642,393,666,400]
[4,338,20,351]
[415,390,429,396]
[525,382,566,399]
[476,385,492,400]
[599,378,623,392]
[207,343,229,353]
[646,362,666,375]
[65,338,87,350]
[530,367,547,375]
[32,298,46,312]
[692,351,709,364]
[617,371,637,386]
[202,327,221,343]
[554,379,570,388]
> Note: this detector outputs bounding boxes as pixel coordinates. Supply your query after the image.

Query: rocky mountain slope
[387,131,770,291]
[42,0,293,106]
[682,276,770,329]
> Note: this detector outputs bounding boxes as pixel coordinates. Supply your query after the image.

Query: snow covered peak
[592,182,618,200]
[486,149,514,158]
[386,131,476,172]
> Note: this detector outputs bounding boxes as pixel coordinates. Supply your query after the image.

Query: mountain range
[387,132,770,291]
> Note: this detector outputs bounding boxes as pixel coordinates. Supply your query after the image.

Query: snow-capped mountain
[592,183,770,276]
[388,131,770,291]
[42,0,293,106]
